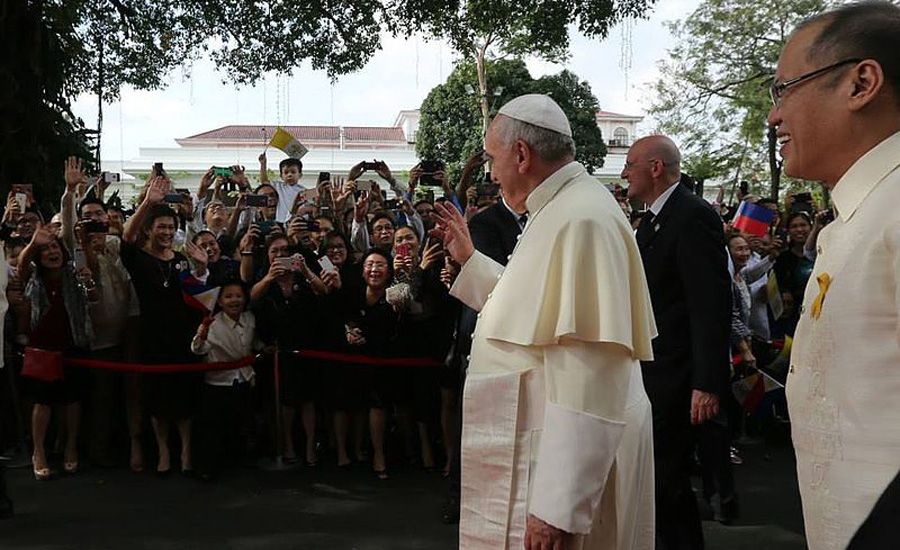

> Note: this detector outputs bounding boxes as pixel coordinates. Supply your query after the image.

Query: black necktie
[636,212,656,246]
[518,213,528,229]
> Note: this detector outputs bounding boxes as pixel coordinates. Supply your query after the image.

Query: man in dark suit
[443,193,525,524]
[624,135,731,549]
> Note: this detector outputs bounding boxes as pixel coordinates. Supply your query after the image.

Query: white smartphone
[14,193,26,213]
[318,255,336,273]
[355,180,374,193]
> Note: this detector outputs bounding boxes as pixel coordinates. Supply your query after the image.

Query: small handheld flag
[268,126,308,160]
[733,201,776,237]
[179,271,220,314]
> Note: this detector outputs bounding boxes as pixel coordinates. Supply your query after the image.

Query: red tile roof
[180,125,405,143]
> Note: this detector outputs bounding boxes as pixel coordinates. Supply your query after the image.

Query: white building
[102,109,643,202]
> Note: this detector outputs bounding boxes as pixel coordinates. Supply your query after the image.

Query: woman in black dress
[250,234,327,465]
[18,227,94,479]
[122,181,210,475]
[344,249,399,478]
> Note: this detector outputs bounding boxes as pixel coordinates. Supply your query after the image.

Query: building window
[610,127,629,147]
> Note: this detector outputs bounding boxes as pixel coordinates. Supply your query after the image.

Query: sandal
[374,468,389,480]
[32,455,51,481]
[63,461,79,475]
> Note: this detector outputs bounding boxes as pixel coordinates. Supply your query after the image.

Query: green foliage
[391,0,655,59]
[0,1,94,213]
[648,0,829,196]
[416,60,607,179]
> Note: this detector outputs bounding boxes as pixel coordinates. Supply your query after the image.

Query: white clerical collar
[649,181,680,216]
[830,130,900,223]
[525,161,584,218]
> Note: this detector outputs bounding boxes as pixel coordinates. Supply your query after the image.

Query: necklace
[158,258,173,288]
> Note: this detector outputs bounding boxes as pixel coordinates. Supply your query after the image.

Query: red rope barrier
[61,349,442,373]
[64,356,255,374]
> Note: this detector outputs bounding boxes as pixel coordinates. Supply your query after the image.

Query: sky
[72,0,701,164]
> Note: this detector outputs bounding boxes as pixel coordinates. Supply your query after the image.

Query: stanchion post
[272,343,284,468]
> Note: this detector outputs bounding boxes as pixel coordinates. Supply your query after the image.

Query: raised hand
[30,226,55,247]
[374,160,394,182]
[348,161,366,181]
[64,156,84,194]
[354,191,370,223]
[144,177,167,205]
[185,240,209,269]
[419,238,444,271]
[433,201,475,266]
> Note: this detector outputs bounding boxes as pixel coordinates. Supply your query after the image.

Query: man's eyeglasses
[769,58,861,107]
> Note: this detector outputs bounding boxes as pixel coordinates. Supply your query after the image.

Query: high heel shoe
[63,461,79,475]
[32,456,51,481]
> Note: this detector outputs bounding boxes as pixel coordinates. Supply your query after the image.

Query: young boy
[259,153,304,223]
[192,281,259,481]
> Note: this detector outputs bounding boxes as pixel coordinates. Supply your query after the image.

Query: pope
[435,94,657,550]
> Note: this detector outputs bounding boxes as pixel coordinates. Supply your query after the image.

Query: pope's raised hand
[433,201,474,266]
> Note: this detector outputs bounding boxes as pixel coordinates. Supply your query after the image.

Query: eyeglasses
[769,58,861,107]
[623,159,667,170]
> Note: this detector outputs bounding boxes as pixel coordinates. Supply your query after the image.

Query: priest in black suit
[624,135,732,549]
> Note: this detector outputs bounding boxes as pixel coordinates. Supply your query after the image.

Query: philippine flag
[179,271,220,314]
[732,201,776,237]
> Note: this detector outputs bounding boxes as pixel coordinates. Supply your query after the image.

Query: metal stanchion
[259,344,295,471]
[1,358,31,469]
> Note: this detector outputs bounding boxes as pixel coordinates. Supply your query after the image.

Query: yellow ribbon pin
[810,273,831,319]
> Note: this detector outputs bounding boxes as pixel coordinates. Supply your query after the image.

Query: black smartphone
[164,193,183,204]
[258,220,277,235]
[419,159,444,185]
[794,192,813,203]
[153,162,166,177]
[383,199,401,210]
[362,161,379,171]
[318,171,331,183]
[82,220,109,234]
[246,194,269,208]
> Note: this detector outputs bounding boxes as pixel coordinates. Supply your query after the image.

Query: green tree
[416,59,606,180]
[392,0,655,136]
[647,0,828,199]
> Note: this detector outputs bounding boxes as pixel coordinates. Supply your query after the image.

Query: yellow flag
[268,127,308,159]
[767,271,784,320]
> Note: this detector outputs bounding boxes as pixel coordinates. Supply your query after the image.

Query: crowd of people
[0,144,822,495]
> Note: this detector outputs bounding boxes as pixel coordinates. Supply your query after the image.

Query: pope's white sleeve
[449,250,504,312]
[529,338,633,534]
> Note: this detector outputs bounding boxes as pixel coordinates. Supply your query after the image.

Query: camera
[102,171,121,184]
[362,161,381,171]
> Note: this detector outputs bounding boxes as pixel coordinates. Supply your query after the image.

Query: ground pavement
[0,439,805,549]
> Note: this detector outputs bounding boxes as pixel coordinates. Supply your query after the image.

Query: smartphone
[258,220,277,235]
[302,189,319,203]
[82,221,109,234]
[419,160,444,185]
[794,192,813,203]
[164,193,183,204]
[384,198,401,210]
[362,161,379,171]
[102,171,121,184]
[14,193,27,213]
[356,180,374,193]
[213,166,234,178]
[273,257,293,271]
[318,172,331,183]
[246,194,269,208]
[395,243,411,257]
[318,255,336,273]
[74,249,87,270]
[153,162,166,177]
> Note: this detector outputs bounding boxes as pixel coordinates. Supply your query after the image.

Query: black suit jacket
[637,184,731,398]
[468,201,522,266]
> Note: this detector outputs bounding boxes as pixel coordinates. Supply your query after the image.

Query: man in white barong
[768,2,900,549]
[434,94,657,550]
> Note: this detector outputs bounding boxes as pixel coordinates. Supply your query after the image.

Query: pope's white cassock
[787,130,900,549]
[450,160,658,550]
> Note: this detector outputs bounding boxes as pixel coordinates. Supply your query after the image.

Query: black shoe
[441,497,460,524]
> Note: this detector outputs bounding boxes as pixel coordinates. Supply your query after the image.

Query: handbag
[21,347,65,382]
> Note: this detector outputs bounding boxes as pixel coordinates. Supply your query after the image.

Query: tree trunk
[768,125,781,200]
[475,48,490,139]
